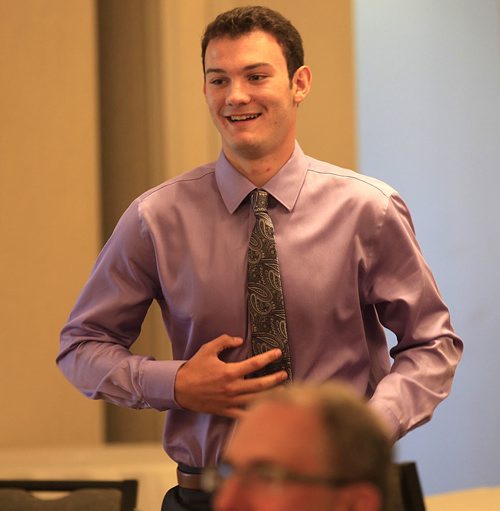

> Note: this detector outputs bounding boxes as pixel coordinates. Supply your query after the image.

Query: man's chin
[224,139,267,161]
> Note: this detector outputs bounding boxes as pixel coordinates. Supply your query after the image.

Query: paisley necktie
[247,189,292,381]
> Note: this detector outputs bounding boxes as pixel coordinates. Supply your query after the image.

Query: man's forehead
[228,401,325,456]
[204,30,286,66]
[223,401,330,476]
[205,62,274,75]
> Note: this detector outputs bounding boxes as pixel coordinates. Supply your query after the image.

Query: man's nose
[225,81,251,106]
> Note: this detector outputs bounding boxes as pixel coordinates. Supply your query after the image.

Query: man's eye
[255,470,278,483]
[248,74,266,81]
[251,466,285,484]
[209,78,226,86]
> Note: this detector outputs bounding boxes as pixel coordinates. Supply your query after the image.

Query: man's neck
[224,146,295,187]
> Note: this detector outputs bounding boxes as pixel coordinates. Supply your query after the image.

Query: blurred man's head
[209,382,393,511]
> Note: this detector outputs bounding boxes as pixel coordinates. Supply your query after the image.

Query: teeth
[229,114,259,121]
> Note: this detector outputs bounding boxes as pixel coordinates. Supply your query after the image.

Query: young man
[57,6,462,511]
[207,382,393,511]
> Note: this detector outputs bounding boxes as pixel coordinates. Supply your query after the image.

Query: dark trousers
[162,486,213,511]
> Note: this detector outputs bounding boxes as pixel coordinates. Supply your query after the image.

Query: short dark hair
[201,5,304,80]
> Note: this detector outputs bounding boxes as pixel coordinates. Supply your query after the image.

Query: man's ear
[292,65,312,105]
[335,483,382,511]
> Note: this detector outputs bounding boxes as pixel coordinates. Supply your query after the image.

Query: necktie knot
[251,189,269,214]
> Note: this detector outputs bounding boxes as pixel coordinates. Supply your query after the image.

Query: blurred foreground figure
[207,382,393,511]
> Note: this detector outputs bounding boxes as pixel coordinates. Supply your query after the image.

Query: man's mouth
[226,113,262,123]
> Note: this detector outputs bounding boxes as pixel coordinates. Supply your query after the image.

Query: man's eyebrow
[205,63,273,75]
[205,67,226,75]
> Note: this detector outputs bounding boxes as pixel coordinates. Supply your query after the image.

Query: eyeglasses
[201,461,357,493]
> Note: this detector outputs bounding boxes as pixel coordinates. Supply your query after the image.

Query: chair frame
[0,479,138,511]
[396,462,426,511]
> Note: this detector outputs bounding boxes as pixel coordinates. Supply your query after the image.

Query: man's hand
[174,335,288,419]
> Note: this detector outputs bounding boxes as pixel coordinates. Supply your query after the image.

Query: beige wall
[0,0,103,446]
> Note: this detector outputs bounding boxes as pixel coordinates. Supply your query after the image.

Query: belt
[177,466,204,490]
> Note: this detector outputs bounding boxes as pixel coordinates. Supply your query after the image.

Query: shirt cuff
[140,359,186,410]
[368,399,402,443]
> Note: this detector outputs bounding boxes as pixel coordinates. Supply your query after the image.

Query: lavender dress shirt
[58,142,462,467]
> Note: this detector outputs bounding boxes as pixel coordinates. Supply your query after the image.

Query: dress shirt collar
[215,141,309,214]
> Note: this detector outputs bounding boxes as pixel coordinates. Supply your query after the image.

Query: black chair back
[393,462,426,511]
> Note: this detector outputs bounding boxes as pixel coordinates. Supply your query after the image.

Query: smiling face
[203,30,311,176]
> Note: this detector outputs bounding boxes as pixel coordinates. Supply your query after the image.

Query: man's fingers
[192,334,244,358]
[236,370,288,396]
[204,334,244,355]
[216,382,286,418]
[215,392,268,419]
[221,407,248,421]
[232,348,283,378]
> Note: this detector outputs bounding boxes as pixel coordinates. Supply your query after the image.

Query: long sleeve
[57,199,184,411]
[364,193,463,440]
